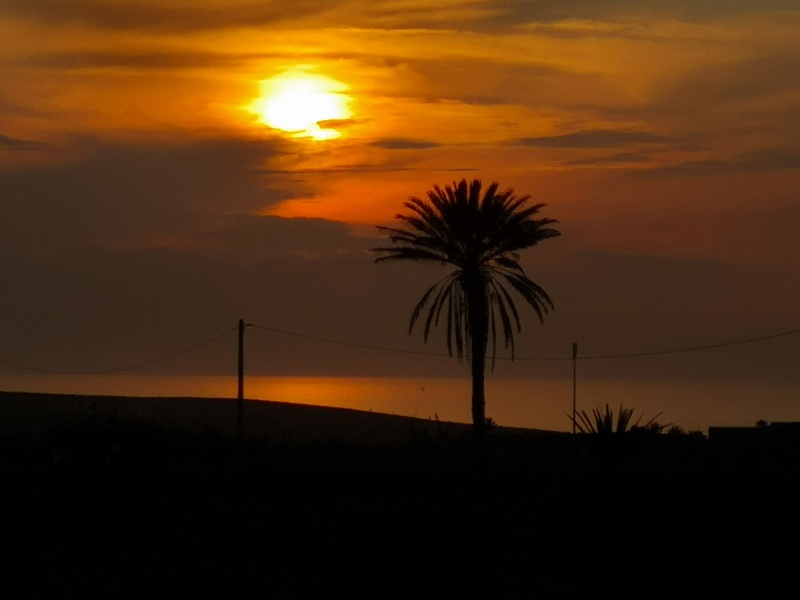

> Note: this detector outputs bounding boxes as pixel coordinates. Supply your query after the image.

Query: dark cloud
[740,149,800,171]
[514,248,800,383]
[0,100,51,119]
[655,52,800,110]
[564,150,656,166]
[0,0,501,38]
[14,48,380,72]
[15,50,252,70]
[638,148,800,177]
[478,0,800,27]
[254,165,417,175]
[0,217,382,375]
[633,50,800,148]
[0,134,301,257]
[370,138,440,150]
[252,160,478,175]
[4,0,797,40]
[199,213,370,261]
[513,129,668,148]
[0,131,387,375]
[0,0,339,33]
[404,59,569,106]
[0,133,49,151]
[708,55,800,101]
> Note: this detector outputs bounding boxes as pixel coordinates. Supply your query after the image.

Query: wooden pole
[237,318,245,437]
[572,342,577,434]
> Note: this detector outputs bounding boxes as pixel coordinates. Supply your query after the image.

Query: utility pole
[572,342,577,434]
[237,318,245,437]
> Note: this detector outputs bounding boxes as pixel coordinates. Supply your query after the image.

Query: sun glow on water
[3,373,798,433]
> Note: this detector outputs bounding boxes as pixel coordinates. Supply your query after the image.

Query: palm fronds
[372,178,560,364]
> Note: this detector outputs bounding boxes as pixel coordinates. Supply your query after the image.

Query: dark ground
[1,391,799,598]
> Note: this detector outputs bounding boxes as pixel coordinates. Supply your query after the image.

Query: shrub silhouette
[567,403,669,435]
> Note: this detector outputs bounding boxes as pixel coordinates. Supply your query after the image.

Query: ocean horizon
[2,373,798,433]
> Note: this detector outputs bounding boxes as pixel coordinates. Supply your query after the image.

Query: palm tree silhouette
[373,179,560,451]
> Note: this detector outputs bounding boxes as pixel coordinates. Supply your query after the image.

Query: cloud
[564,150,657,166]
[637,149,800,177]
[0,0,507,35]
[655,51,800,108]
[370,138,440,150]
[0,134,301,257]
[6,0,797,40]
[0,0,339,33]
[526,248,800,381]
[740,149,800,170]
[480,0,800,26]
[254,165,428,175]
[0,129,385,374]
[15,49,251,71]
[400,58,569,105]
[0,209,384,375]
[512,129,668,148]
[0,133,49,151]
[198,213,371,261]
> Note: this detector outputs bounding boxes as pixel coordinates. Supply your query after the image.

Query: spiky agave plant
[568,403,669,435]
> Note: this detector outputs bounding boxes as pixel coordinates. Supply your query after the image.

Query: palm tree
[372,179,560,450]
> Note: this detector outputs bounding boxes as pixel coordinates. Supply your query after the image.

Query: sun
[246,69,352,140]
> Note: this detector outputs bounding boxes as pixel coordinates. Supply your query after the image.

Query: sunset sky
[1,1,799,424]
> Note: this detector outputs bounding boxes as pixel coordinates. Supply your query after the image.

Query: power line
[576,327,800,360]
[2,322,798,376]
[249,323,447,357]
[250,322,800,361]
[0,326,238,375]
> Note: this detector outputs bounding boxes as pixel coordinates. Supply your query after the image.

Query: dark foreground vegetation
[1,392,799,598]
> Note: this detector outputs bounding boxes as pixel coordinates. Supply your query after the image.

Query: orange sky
[1,1,799,426]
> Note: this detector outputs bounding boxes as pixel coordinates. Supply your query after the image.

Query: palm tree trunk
[466,271,489,456]
[471,340,487,453]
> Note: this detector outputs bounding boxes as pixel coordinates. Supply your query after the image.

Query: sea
[1,373,798,433]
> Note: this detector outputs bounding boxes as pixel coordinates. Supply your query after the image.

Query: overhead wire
[249,323,448,357]
[1,322,798,376]
[0,326,238,375]
[575,327,800,360]
[250,322,800,362]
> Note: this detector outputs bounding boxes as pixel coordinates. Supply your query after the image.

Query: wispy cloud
[370,138,440,149]
[15,50,253,70]
[564,150,657,166]
[512,130,668,148]
[0,133,49,151]
[482,0,800,26]
[0,135,295,254]
[0,0,339,33]
[637,148,800,177]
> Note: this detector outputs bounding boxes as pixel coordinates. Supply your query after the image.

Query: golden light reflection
[246,68,352,140]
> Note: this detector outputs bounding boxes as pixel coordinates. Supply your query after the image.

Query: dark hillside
[1,391,798,597]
